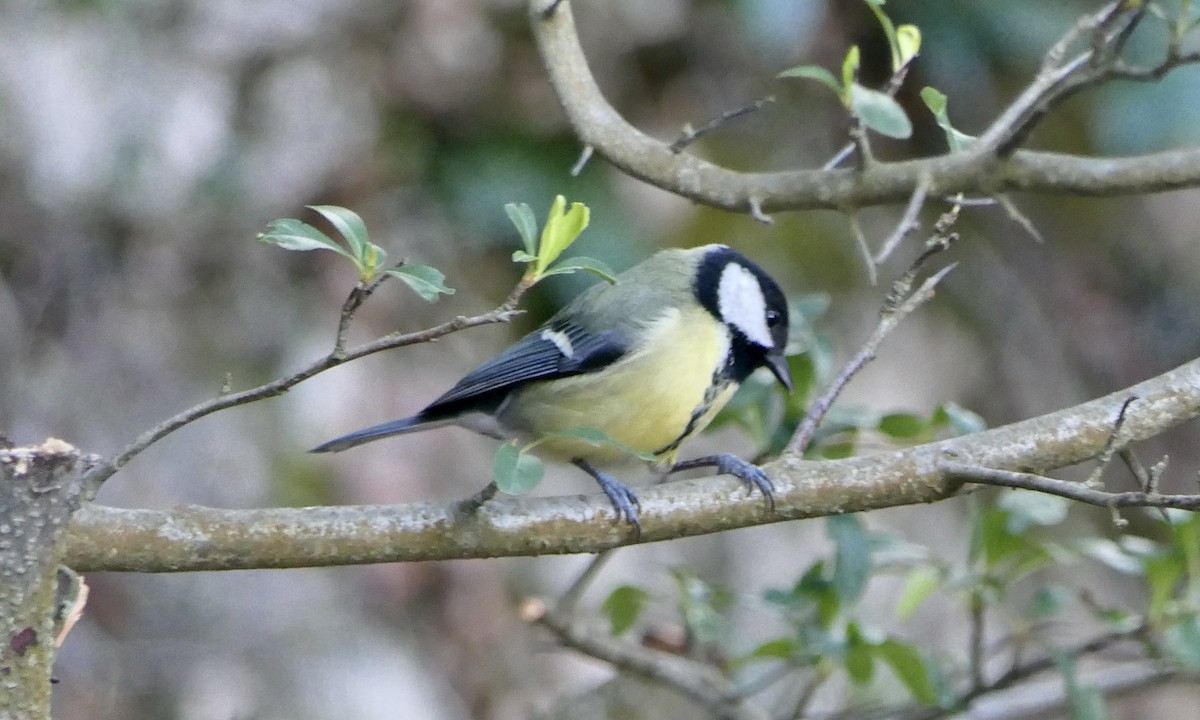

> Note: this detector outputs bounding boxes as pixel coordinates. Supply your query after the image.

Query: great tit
[312,244,792,530]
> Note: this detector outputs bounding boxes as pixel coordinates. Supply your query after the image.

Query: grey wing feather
[423,321,628,412]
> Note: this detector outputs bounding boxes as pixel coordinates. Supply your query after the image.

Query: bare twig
[940,461,1200,511]
[976,3,1150,157]
[748,197,773,224]
[968,592,986,693]
[875,175,932,264]
[558,549,615,617]
[668,96,775,154]
[788,261,956,456]
[848,213,879,285]
[530,603,767,720]
[83,279,530,490]
[570,144,594,176]
[993,194,1044,243]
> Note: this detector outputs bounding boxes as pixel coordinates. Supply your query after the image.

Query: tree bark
[0,440,88,720]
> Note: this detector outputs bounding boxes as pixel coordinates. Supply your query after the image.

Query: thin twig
[84,279,530,489]
[848,213,878,285]
[570,145,594,177]
[968,592,986,692]
[532,606,765,720]
[875,175,932,265]
[668,96,775,154]
[994,194,1045,243]
[788,261,956,456]
[558,550,615,618]
[748,197,773,225]
[940,461,1200,511]
[977,3,1149,157]
[1083,393,1137,488]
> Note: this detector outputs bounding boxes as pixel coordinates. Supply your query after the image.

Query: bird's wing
[423,320,629,413]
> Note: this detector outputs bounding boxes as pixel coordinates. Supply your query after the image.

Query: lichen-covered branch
[64,358,1200,572]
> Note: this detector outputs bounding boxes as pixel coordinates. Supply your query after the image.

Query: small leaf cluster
[506,195,616,286]
[777,0,920,139]
[258,205,453,302]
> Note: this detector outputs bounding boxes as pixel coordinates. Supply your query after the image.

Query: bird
[312,244,792,531]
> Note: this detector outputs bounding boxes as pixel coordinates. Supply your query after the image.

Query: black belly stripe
[652,365,731,457]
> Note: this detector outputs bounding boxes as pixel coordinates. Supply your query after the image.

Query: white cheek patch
[540,328,575,358]
[717,263,773,348]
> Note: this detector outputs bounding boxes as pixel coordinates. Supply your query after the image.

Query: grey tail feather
[310,415,430,453]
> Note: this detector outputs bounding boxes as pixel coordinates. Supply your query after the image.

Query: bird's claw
[574,459,642,536]
[671,453,776,513]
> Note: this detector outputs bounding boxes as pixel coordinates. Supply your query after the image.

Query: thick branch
[1,441,88,718]
[528,0,1200,212]
[64,358,1200,572]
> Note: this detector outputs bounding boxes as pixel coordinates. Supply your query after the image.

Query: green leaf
[920,86,973,153]
[850,83,913,139]
[504,202,539,256]
[672,569,730,647]
[536,195,590,276]
[1076,538,1144,575]
[540,256,618,284]
[777,64,843,97]
[309,205,371,263]
[512,249,537,264]
[745,638,802,661]
[1068,685,1108,720]
[844,625,875,684]
[976,506,1036,570]
[1029,586,1069,619]
[1163,615,1200,669]
[493,443,544,494]
[896,566,942,619]
[878,413,925,439]
[841,46,861,97]
[932,402,987,435]
[895,25,921,67]
[601,585,651,637]
[999,489,1070,533]
[827,515,872,606]
[1145,552,1185,620]
[258,218,352,258]
[1053,650,1109,720]
[385,265,455,303]
[877,640,938,705]
[921,86,947,115]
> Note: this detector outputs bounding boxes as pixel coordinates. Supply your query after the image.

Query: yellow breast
[499,306,734,466]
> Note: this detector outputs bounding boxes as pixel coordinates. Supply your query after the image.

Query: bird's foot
[573,460,642,535]
[670,453,776,513]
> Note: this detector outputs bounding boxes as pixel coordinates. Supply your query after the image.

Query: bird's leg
[572,459,642,535]
[669,454,776,512]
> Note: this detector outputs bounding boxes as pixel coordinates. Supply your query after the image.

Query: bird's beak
[764,351,793,393]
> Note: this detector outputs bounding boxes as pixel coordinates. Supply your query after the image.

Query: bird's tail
[310,415,436,453]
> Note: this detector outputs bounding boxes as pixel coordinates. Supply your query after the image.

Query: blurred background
[2,0,1200,717]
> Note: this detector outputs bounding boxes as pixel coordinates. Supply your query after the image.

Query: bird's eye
[766,310,782,327]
